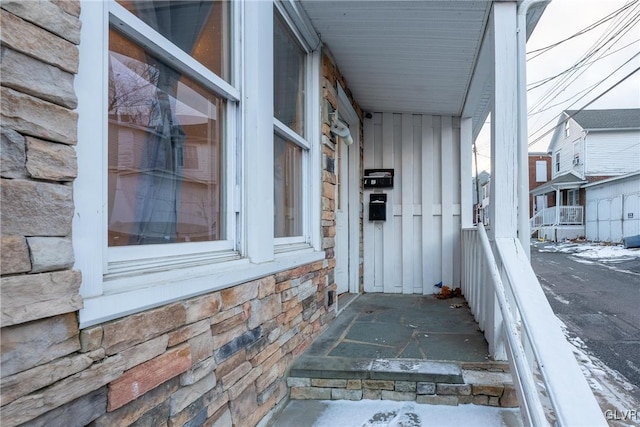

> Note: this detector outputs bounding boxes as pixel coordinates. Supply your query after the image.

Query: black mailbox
[364,169,393,188]
[369,193,387,221]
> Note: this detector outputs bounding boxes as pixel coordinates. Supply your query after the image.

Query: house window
[564,120,570,138]
[75,0,243,326]
[273,9,310,242]
[573,141,580,167]
[108,29,226,246]
[567,189,579,206]
[555,152,561,173]
[106,1,237,257]
[535,160,547,182]
[76,1,323,327]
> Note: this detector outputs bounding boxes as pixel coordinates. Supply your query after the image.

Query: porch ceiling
[300,0,493,116]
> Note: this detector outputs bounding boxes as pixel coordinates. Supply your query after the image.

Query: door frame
[337,84,360,294]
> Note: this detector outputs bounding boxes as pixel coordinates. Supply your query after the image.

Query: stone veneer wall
[0,2,363,426]
[321,50,365,293]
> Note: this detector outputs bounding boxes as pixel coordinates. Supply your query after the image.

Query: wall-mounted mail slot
[369,193,387,221]
[364,169,394,188]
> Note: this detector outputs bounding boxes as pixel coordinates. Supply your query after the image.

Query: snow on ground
[557,318,640,427]
[309,400,522,427]
[536,241,640,261]
[535,240,640,275]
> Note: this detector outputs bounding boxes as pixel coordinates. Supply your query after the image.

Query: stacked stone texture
[320,50,365,292]
[0,3,361,427]
[287,374,519,408]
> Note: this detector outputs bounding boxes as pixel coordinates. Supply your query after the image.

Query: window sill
[79,249,325,328]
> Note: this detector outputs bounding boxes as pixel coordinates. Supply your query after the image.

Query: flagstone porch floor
[270,294,520,427]
[300,293,498,367]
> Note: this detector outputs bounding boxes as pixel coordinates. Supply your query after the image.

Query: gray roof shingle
[565,108,640,130]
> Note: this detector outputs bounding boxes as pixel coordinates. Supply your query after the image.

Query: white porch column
[488,1,518,362]
[555,188,561,223]
[489,1,518,241]
[245,2,275,262]
[460,117,473,228]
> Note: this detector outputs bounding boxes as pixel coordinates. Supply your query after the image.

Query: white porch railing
[530,206,583,231]
[462,224,606,427]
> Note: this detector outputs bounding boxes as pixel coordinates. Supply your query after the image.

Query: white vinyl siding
[585,174,640,242]
[552,115,584,178]
[585,130,640,176]
[363,114,461,295]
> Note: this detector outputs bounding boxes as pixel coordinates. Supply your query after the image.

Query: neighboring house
[1,1,605,427]
[585,172,640,243]
[531,108,640,241]
[472,170,490,224]
[527,152,554,218]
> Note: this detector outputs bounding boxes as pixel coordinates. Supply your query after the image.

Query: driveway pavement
[530,241,640,391]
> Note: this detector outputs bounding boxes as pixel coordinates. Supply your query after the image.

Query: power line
[527,66,640,148]
[528,5,640,118]
[529,6,640,115]
[526,38,640,90]
[526,0,638,60]
[528,51,640,117]
[528,16,639,124]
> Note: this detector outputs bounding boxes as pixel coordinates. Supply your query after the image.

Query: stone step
[287,357,518,408]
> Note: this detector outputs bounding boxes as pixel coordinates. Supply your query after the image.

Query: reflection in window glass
[274,12,305,136]
[108,29,224,246]
[117,0,231,82]
[274,134,302,237]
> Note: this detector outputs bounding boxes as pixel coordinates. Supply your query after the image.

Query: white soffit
[299,0,492,115]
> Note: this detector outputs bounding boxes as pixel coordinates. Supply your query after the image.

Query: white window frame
[555,151,561,173]
[105,1,243,289]
[272,2,321,251]
[564,119,570,138]
[75,1,324,328]
[573,140,580,166]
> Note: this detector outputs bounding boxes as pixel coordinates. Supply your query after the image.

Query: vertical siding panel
[392,115,403,292]
[382,113,397,293]
[374,114,384,291]
[421,115,435,294]
[452,123,462,288]
[363,115,375,292]
[402,113,414,294]
[433,121,442,291]
[460,118,473,228]
[441,116,454,286]
[413,116,423,294]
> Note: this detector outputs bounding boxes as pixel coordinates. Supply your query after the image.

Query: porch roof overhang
[297,0,549,138]
[530,171,588,196]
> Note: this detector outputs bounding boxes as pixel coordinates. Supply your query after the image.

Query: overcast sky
[474,0,640,173]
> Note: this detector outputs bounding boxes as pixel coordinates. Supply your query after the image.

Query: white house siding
[585,130,640,176]
[585,174,640,242]
[552,115,585,178]
[363,113,461,294]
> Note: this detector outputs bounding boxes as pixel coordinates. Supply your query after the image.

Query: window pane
[274,134,303,237]
[535,160,547,182]
[108,29,224,246]
[274,12,305,136]
[117,0,231,82]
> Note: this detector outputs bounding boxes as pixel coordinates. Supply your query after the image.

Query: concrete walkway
[273,399,523,427]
